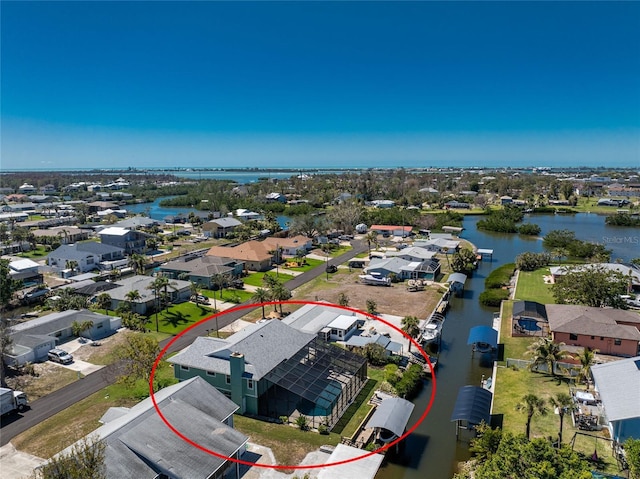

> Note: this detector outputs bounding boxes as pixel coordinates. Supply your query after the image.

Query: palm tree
[526,337,572,377]
[147,276,176,332]
[95,293,112,315]
[365,231,378,256]
[401,315,421,353]
[189,282,202,304]
[574,347,598,387]
[337,292,349,307]
[125,289,141,312]
[71,320,94,339]
[549,392,576,446]
[65,260,79,275]
[270,283,291,314]
[366,299,377,315]
[128,253,148,275]
[251,288,270,318]
[515,393,548,439]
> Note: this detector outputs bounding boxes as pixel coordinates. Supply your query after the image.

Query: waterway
[376,213,638,479]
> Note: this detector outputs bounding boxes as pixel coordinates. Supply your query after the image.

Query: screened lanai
[260,338,368,429]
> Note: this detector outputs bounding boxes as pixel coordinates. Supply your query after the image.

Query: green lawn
[283,258,324,272]
[243,271,295,287]
[202,288,254,304]
[514,268,556,304]
[18,246,49,258]
[154,301,216,334]
[499,301,537,362]
[337,368,385,438]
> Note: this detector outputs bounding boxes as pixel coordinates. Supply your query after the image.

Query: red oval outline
[150,300,436,470]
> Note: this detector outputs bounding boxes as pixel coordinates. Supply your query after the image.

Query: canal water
[376,213,638,479]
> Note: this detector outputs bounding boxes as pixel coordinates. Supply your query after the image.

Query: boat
[435,300,449,314]
[420,313,445,344]
[359,273,391,286]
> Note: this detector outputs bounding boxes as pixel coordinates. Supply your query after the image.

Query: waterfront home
[549,263,640,291]
[47,242,126,274]
[414,237,461,254]
[159,255,244,288]
[48,377,248,479]
[202,217,243,238]
[591,356,640,443]
[5,309,120,367]
[169,319,367,428]
[369,225,413,237]
[113,216,160,230]
[98,226,148,254]
[365,256,441,281]
[207,241,274,272]
[546,304,640,357]
[261,235,313,256]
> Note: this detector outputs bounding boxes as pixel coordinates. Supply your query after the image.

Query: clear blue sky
[2,1,639,170]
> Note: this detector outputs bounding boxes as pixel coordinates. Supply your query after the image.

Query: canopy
[366,397,415,438]
[450,386,492,425]
[467,326,498,349]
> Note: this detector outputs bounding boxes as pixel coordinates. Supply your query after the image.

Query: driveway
[0,443,45,479]
[49,359,104,376]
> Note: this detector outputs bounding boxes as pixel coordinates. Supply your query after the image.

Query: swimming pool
[518,318,542,332]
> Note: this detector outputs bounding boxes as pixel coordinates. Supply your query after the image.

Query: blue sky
[2,1,639,170]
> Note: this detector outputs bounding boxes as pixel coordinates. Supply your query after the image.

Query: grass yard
[499,301,537,362]
[18,245,49,258]
[154,301,216,335]
[12,361,177,459]
[233,415,340,468]
[243,271,295,287]
[202,288,254,304]
[514,268,556,304]
[282,258,324,272]
[337,368,385,438]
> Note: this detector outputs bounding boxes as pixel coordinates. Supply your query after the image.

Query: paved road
[0,241,367,445]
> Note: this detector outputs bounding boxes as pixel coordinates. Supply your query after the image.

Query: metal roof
[448,272,467,284]
[450,386,492,425]
[512,300,548,320]
[317,444,384,479]
[591,356,640,422]
[366,397,415,437]
[467,326,498,348]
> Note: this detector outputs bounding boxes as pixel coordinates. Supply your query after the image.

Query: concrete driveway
[49,358,104,376]
[0,443,45,479]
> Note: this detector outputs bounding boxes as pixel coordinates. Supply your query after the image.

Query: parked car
[190,295,208,303]
[325,264,338,273]
[47,348,73,365]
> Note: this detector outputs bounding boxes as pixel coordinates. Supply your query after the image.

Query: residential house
[385,247,438,263]
[344,333,403,357]
[444,201,470,209]
[106,275,192,315]
[207,241,274,272]
[98,226,148,254]
[546,304,640,357]
[235,208,261,220]
[202,217,243,239]
[114,216,160,230]
[282,303,362,341]
[159,256,244,289]
[414,237,461,254]
[550,264,640,291]
[591,357,640,443]
[8,258,42,284]
[87,201,119,213]
[47,242,126,274]
[369,225,413,237]
[169,319,367,428]
[265,192,287,203]
[370,200,395,208]
[261,235,313,257]
[365,257,440,281]
[32,226,89,244]
[17,183,37,194]
[317,444,384,479]
[5,309,120,366]
[500,195,513,205]
[50,377,248,479]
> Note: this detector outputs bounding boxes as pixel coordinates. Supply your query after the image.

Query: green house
[169,320,368,429]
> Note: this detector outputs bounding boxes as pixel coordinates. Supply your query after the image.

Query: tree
[95,293,112,315]
[366,299,377,315]
[526,337,572,377]
[65,260,79,275]
[147,276,176,332]
[128,253,148,275]
[113,332,160,389]
[625,438,640,479]
[515,393,548,439]
[1,321,13,387]
[288,214,328,238]
[451,248,477,275]
[549,392,576,446]
[401,315,421,353]
[251,288,270,318]
[0,258,22,313]
[270,283,291,314]
[35,435,106,479]
[189,281,202,304]
[337,292,349,307]
[71,320,94,338]
[468,422,502,462]
[552,265,629,308]
[125,289,141,312]
[573,347,597,387]
[365,231,379,256]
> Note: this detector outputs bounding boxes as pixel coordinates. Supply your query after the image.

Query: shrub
[318,424,329,435]
[279,415,289,425]
[295,415,309,431]
[484,263,516,289]
[515,252,551,271]
[479,289,510,307]
[517,223,541,236]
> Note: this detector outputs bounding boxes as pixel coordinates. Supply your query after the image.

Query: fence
[505,358,580,376]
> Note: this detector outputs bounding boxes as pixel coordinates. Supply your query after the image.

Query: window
[590,336,595,340]
[614,339,622,346]
[247,379,254,390]
[600,337,604,341]
[180,365,189,371]
[206,371,216,377]
[225,375,231,384]
[97,323,103,328]
[569,333,578,341]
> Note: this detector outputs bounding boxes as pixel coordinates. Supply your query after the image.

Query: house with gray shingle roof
[169,319,368,428]
[47,242,125,274]
[159,255,243,288]
[202,217,243,238]
[107,275,191,315]
[50,377,248,479]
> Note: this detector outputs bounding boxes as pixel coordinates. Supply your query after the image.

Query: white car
[48,348,73,365]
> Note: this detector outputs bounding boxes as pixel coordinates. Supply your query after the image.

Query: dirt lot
[293,267,446,319]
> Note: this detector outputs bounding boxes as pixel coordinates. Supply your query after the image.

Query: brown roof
[207,241,273,262]
[261,235,312,250]
[546,304,640,340]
